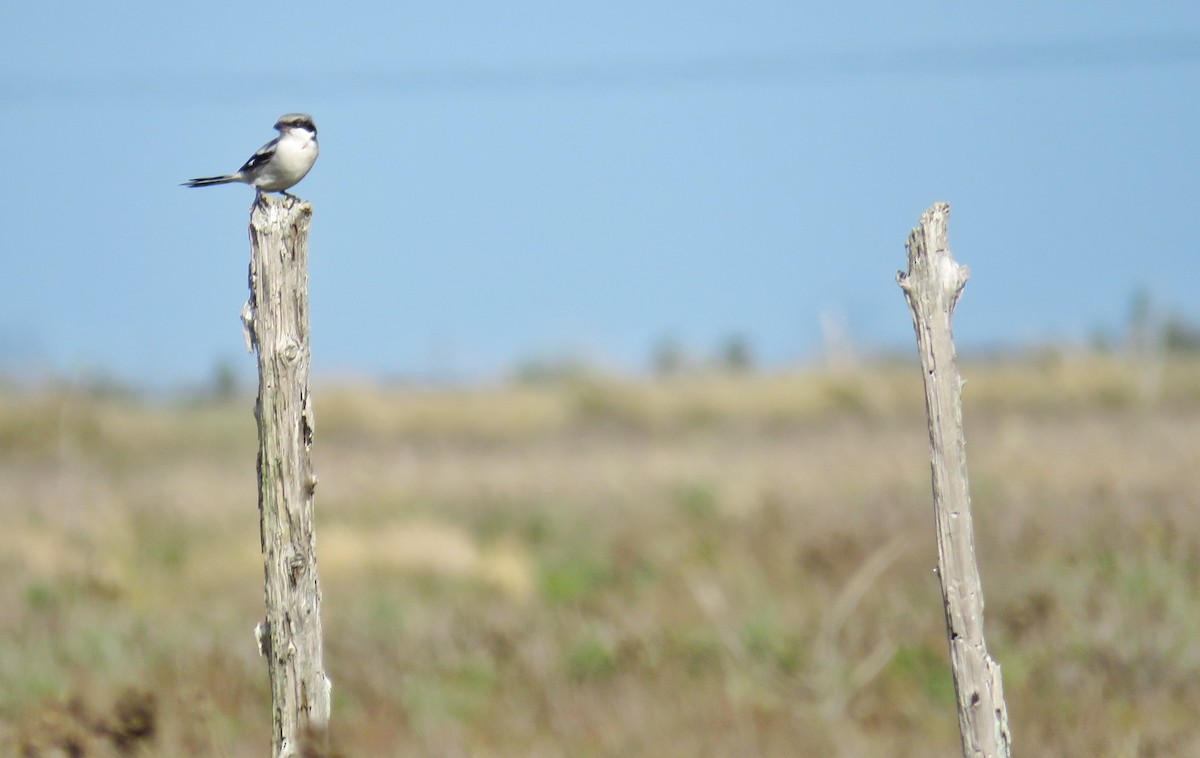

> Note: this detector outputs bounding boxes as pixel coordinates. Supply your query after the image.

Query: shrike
[183,113,319,196]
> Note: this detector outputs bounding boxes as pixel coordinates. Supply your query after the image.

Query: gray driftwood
[897,203,1012,758]
[244,193,331,757]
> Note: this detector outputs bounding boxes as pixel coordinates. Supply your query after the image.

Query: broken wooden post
[243,193,331,757]
[897,202,1012,758]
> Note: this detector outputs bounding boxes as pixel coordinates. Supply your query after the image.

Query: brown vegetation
[2,355,1199,755]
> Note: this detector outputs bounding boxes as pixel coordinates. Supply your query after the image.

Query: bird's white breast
[256,128,319,191]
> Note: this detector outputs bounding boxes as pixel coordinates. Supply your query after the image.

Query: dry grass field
[2,354,1199,756]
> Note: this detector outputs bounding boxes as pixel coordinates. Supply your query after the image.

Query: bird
[183,113,319,196]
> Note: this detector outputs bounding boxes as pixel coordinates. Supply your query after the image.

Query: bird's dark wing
[237,136,280,174]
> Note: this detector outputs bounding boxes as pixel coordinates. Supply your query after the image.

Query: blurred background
[3,2,1200,756]
[2,2,1199,388]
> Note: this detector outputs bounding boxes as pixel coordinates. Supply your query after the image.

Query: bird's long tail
[181,174,240,188]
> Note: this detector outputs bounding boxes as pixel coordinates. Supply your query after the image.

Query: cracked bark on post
[897,203,1012,758]
[245,193,330,758]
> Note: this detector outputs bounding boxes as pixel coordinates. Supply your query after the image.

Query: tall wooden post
[244,193,331,757]
[897,202,1011,758]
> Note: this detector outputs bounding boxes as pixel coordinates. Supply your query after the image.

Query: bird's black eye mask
[282,119,316,135]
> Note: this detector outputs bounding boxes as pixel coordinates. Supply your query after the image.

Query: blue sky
[2,3,1198,388]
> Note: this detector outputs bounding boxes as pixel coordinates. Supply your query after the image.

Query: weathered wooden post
[243,193,331,757]
[897,202,1012,758]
